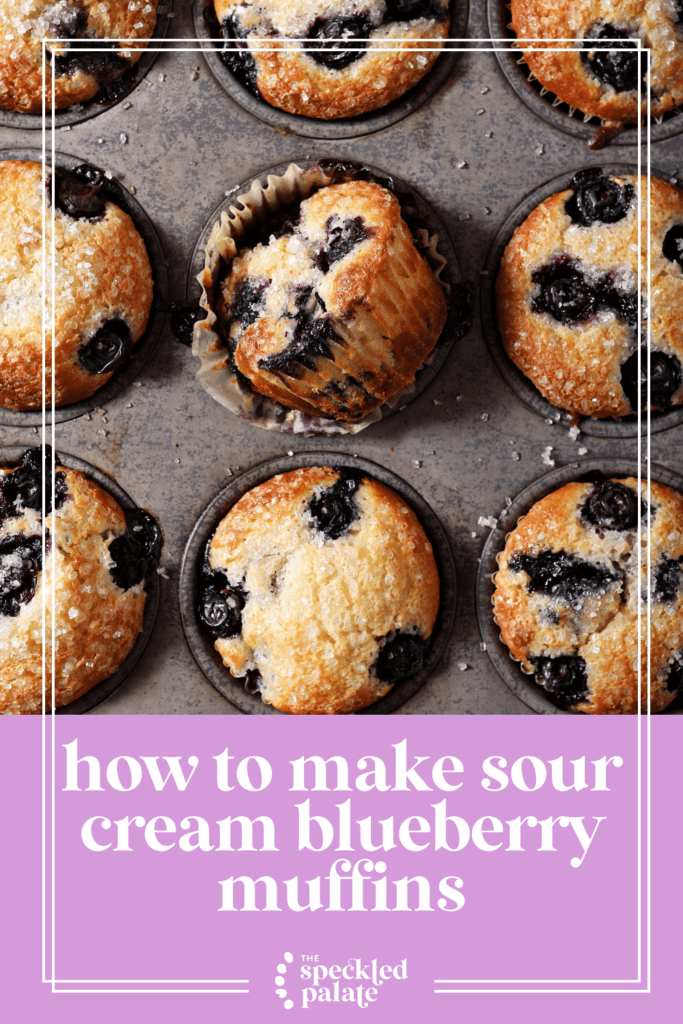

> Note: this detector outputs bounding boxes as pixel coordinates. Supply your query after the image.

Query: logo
[275,952,408,1010]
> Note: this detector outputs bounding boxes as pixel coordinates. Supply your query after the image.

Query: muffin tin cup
[188,156,462,436]
[0,3,173,132]
[0,147,168,428]
[486,0,683,147]
[0,444,161,716]
[179,451,456,716]
[475,457,683,716]
[481,162,683,438]
[193,0,466,140]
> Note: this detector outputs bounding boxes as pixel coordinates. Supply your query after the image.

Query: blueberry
[375,633,426,683]
[78,319,132,375]
[565,168,634,226]
[51,166,106,220]
[531,255,639,327]
[53,37,128,89]
[0,534,43,618]
[666,654,683,692]
[50,8,88,39]
[0,447,67,523]
[244,669,262,694]
[313,216,371,274]
[258,287,339,379]
[581,23,642,94]
[508,549,621,606]
[219,14,259,96]
[307,15,372,70]
[308,471,364,540]
[531,655,590,705]
[170,304,204,347]
[197,555,245,639]
[620,347,682,411]
[662,225,683,271]
[385,0,447,22]
[652,557,683,602]
[108,509,162,591]
[581,481,641,531]
[223,279,268,351]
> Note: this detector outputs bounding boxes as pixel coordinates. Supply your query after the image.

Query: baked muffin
[0,160,153,410]
[197,466,440,714]
[0,447,162,715]
[493,475,683,714]
[0,1,158,113]
[215,178,448,422]
[496,169,683,421]
[213,0,450,119]
[510,0,683,122]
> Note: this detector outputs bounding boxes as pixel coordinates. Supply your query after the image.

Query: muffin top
[0,448,162,715]
[496,170,683,420]
[214,0,450,119]
[198,466,440,714]
[0,0,158,113]
[510,0,683,121]
[493,475,683,714]
[0,160,153,410]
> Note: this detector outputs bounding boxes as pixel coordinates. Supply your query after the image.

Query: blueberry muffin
[214,0,450,119]
[510,0,683,122]
[215,178,447,422]
[0,1,158,113]
[0,447,162,715]
[197,466,440,715]
[493,475,683,714]
[0,160,153,410]
[496,169,683,421]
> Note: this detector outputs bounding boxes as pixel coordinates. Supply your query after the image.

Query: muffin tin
[179,452,456,715]
[1,3,681,715]
[0,445,160,715]
[0,146,168,428]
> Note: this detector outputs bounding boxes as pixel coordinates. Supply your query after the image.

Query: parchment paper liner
[193,162,449,435]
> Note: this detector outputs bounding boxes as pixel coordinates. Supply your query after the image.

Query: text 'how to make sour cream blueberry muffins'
[197,466,440,715]
[493,475,683,714]
[0,1,158,113]
[213,0,451,119]
[510,0,683,123]
[0,447,162,715]
[496,169,683,422]
[202,176,448,425]
[0,160,153,411]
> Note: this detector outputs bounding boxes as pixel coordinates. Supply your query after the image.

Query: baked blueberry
[652,557,683,603]
[509,549,620,606]
[620,348,682,411]
[53,166,106,220]
[531,655,590,705]
[565,168,634,226]
[0,534,42,617]
[581,24,641,94]
[108,508,162,591]
[663,225,683,271]
[375,632,426,682]
[314,216,372,273]
[666,655,683,692]
[581,480,640,531]
[308,471,363,540]
[0,447,66,522]
[170,304,204,347]
[531,257,638,327]
[78,319,133,375]
[307,15,372,70]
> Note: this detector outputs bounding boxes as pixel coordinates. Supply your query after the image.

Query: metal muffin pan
[486,0,683,147]
[178,451,456,715]
[193,0,467,140]
[480,161,683,439]
[475,457,683,715]
[0,2,174,132]
[187,156,464,433]
[1,3,680,715]
[0,444,160,715]
[0,147,168,428]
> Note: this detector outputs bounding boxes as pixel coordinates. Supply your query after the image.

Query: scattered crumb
[535,144,545,155]
[191,69,199,81]
[480,412,489,421]
[484,131,492,138]
[480,85,490,94]
[484,207,491,214]
[541,446,555,467]
[478,515,498,528]
[61,124,71,131]
[156,567,169,579]
[544,417,554,425]
[578,446,588,455]
[456,395,464,402]
[96,429,107,436]
[568,425,581,441]
[456,160,468,169]
[512,451,521,460]
[128,186,136,194]
[476,108,485,115]
[459,213,471,220]
[159,73,165,82]
[432,399,442,406]
[412,460,422,468]
[225,468,233,477]
[122,101,132,110]
[471,531,477,538]
[423,450,435,456]
[480,642,487,651]
[120,133,128,144]
[287,450,294,457]
[457,662,469,671]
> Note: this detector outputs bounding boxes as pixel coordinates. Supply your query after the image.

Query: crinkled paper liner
[193,162,450,435]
